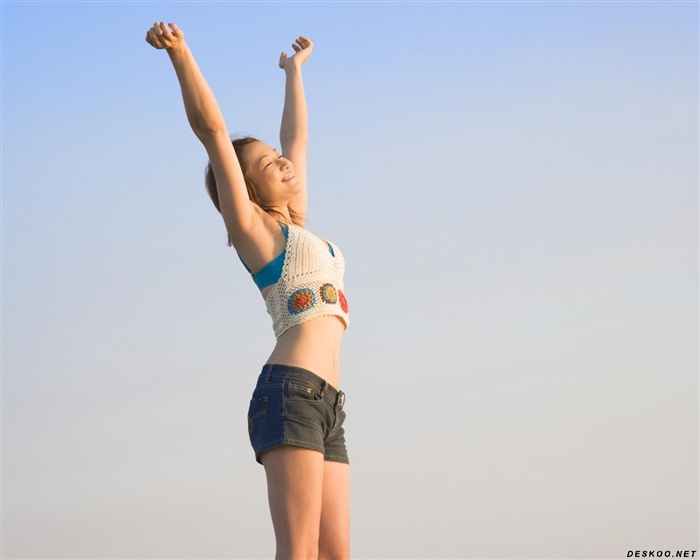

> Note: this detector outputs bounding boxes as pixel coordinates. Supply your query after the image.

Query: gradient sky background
[2,1,698,559]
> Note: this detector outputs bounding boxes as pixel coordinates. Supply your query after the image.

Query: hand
[279,36,313,70]
[145,22,185,52]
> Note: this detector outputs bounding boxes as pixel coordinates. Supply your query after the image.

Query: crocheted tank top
[264,223,349,338]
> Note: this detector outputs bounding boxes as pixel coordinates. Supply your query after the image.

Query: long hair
[205,136,302,246]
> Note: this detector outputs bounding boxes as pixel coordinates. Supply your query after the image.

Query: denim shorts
[246,363,349,465]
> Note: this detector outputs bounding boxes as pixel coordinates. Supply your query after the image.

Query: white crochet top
[264,223,349,338]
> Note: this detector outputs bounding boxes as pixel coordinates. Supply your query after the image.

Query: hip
[247,363,349,465]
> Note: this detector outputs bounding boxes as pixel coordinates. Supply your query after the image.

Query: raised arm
[278,37,313,226]
[145,22,258,241]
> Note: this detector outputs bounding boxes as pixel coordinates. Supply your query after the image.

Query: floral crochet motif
[287,288,316,315]
[320,283,338,304]
[264,224,349,338]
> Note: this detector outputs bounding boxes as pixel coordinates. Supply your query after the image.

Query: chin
[286,180,302,194]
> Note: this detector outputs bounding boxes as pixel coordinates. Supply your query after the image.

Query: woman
[146,22,350,559]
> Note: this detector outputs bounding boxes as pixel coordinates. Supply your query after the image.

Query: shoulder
[288,211,306,229]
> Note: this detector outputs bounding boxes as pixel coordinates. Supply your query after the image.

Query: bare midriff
[265,315,346,390]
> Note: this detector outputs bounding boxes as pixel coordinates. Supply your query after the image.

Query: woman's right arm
[146,22,257,241]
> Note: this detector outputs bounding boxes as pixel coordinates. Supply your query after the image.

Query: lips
[282,174,295,182]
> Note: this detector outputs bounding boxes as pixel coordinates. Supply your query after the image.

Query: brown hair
[205,136,302,246]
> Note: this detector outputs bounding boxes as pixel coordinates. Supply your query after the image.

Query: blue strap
[252,250,286,290]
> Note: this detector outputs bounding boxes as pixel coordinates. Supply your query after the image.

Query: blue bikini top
[237,222,336,292]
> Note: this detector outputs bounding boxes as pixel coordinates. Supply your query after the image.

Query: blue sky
[3,1,698,558]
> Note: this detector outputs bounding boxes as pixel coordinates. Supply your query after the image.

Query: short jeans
[246,363,349,465]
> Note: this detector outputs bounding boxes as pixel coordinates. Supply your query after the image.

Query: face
[239,141,300,206]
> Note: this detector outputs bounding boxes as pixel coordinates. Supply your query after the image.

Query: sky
[2,1,698,559]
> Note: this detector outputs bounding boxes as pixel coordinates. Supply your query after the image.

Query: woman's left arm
[279,36,313,226]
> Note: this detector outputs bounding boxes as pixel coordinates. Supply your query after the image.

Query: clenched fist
[145,22,185,52]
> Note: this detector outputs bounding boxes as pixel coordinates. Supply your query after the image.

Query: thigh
[319,460,350,559]
[262,446,325,555]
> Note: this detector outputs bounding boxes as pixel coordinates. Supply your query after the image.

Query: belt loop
[263,364,273,383]
[337,391,345,409]
[319,379,327,398]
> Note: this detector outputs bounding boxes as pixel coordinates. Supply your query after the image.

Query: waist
[266,316,344,388]
[256,363,344,406]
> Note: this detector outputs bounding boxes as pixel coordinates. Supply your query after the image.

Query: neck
[268,205,293,224]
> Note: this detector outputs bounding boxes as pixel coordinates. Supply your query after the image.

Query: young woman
[146,22,350,559]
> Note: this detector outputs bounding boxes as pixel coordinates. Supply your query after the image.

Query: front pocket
[247,396,268,447]
[285,380,324,404]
